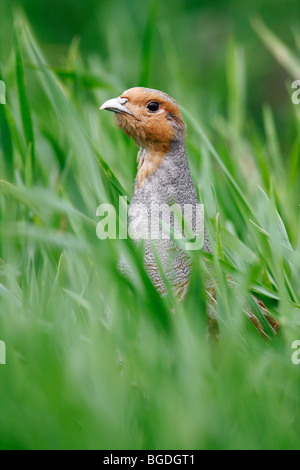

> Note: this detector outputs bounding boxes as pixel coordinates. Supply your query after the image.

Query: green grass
[0,4,300,450]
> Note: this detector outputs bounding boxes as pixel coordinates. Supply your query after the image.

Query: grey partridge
[100,87,279,336]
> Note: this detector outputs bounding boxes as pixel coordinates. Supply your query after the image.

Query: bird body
[130,138,210,298]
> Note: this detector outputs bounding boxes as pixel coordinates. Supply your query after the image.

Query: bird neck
[136,139,187,188]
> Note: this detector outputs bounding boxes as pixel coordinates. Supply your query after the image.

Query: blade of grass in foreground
[181,105,257,222]
[22,24,128,200]
[0,221,88,252]
[252,17,300,78]
[0,180,96,228]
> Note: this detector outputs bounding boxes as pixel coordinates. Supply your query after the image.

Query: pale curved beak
[100,97,133,115]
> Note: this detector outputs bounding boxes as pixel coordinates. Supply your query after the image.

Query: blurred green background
[1,0,299,135]
[0,0,300,450]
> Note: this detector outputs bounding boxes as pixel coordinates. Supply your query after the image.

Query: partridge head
[101,87,187,188]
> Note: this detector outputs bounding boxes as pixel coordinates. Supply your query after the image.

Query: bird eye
[147,101,160,112]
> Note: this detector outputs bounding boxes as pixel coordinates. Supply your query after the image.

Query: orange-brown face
[101,87,186,154]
